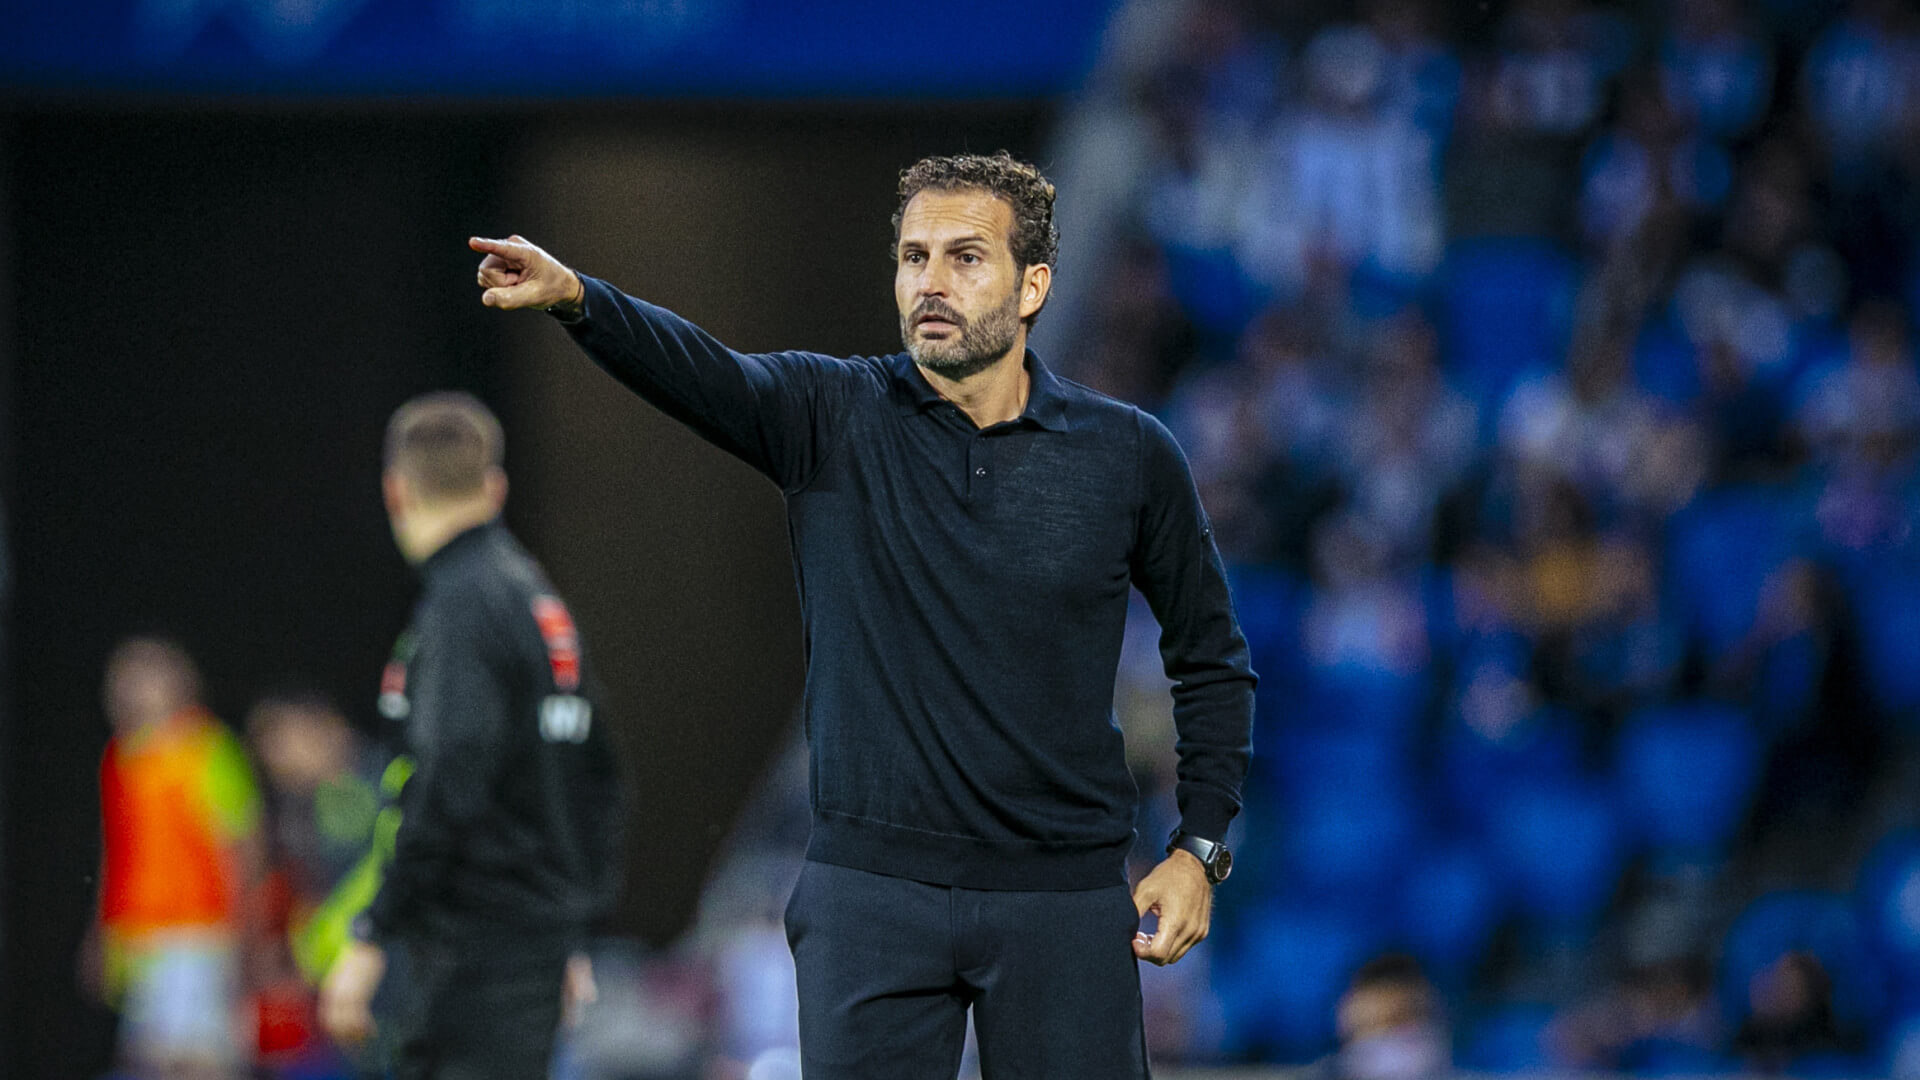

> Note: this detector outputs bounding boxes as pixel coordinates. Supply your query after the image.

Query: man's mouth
[916,310,961,331]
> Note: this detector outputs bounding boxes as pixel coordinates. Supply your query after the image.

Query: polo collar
[888,350,1070,432]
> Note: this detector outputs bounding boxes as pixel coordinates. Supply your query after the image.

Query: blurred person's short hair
[1352,953,1431,991]
[384,391,504,501]
[246,688,356,791]
[1346,953,1439,1024]
[244,687,346,731]
[893,151,1060,277]
[106,636,201,698]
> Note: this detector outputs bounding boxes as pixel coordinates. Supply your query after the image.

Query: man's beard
[902,288,1022,380]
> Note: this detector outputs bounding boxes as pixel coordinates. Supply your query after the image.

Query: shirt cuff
[1174,787,1238,846]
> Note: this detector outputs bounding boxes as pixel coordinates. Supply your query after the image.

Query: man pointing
[474,152,1253,1078]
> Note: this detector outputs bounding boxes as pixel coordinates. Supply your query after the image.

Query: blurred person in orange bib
[85,637,264,1080]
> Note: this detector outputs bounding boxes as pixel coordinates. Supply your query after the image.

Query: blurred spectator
[1794,298,1920,469]
[1551,956,1725,1071]
[1362,0,1462,149]
[1578,70,1732,254]
[1237,23,1444,299]
[1333,311,1477,562]
[1480,0,1633,138]
[1135,2,1280,342]
[1709,558,1835,733]
[1735,950,1858,1073]
[1658,0,1776,143]
[86,637,263,1080]
[1315,954,1449,1080]
[1497,333,1662,519]
[1799,0,1920,193]
[245,692,380,1076]
[1300,513,1430,694]
[248,693,379,917]
[1553,529,1684,716]
[1139,78,1261,338]
[688,739,810,1079]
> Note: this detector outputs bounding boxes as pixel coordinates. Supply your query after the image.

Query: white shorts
[119,931,242,1068]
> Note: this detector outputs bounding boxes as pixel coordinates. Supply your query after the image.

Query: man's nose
[917,261,951,297]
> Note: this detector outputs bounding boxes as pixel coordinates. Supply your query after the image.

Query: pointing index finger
[468,235,527,259]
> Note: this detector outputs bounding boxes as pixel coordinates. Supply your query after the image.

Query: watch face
[1212,847,1233,884]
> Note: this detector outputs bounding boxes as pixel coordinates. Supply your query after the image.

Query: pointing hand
[470,235,584,313]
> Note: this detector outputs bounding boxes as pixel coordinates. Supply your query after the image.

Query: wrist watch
[1167,829,1233,885]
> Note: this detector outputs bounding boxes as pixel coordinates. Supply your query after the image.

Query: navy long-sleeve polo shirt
[562,275,1255,890]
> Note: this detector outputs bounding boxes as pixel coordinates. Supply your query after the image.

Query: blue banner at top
[2,0,1119,98]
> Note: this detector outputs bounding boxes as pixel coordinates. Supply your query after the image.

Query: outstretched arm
[469,235,857,492]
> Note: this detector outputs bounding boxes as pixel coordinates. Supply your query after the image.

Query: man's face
[895,189,1028,379]
[104,647,192,733]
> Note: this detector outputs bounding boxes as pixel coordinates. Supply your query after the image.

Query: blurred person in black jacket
[319,392,623,1079]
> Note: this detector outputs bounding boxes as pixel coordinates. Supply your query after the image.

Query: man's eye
[958,253,980,265]
[904,252,925,264]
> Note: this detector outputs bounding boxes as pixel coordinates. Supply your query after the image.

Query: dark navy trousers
[784,860,1151,1079]
[388,936,567,1080]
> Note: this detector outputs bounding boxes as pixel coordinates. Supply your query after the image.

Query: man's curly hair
[893,151,1059,273]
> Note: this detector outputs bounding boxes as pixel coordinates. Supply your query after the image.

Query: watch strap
[1168,830,1232,884]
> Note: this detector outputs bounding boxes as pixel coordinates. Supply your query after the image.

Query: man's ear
[1020,263,1053,322]
[382,470,410,517]
[483,466,509,513]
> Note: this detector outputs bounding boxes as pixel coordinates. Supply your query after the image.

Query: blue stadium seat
[1457,1003,1558,1072]
[1160,243,1267,340]
[1847,558,1920,724]
[1435,237,1577,410]
[1279,782,1417,904]
[1856,832,1920,997]
[1665,487,1805,661]
[1262,728,1417,910]
[1485,776,1627,932]
[1436,706,1583,836]
[1613,702,1764,864]
[1396,841,1503,984]
[1632,315,1703,408]
[1264,727,1413,814]
[1224,563,1304,691]
[1751,628,1826,736]
[1620,1035,1730,1076]
[1297,662,1431,741]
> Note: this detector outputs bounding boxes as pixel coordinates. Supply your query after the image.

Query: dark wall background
[0,101,1046,1077]
[1,110,512,1077]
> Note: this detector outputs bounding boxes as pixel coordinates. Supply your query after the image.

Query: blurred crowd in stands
[88,0,1920,1076]
[1074,0,1920,1074]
